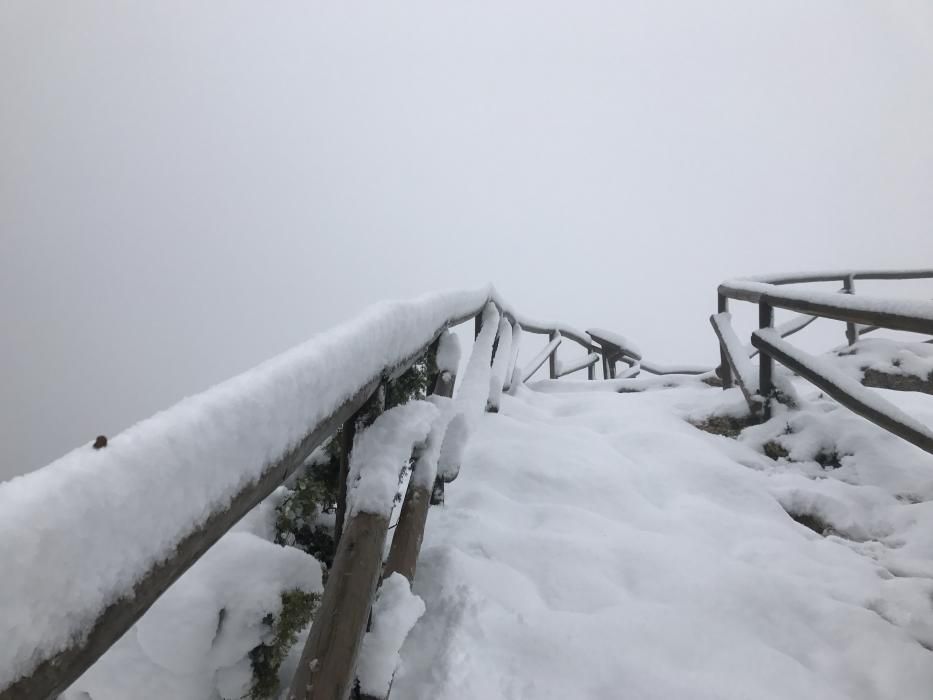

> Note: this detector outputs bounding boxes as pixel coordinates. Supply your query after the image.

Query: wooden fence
[7,270,933,700]
[714,269,933,453]
[0,296,655,700]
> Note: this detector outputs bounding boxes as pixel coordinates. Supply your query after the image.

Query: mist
[2,1,932,480]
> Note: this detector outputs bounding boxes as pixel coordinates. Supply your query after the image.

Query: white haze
[2,1,932,479]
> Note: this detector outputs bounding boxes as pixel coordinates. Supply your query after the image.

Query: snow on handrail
[556,352,601,379]
[752,329,933,455]
[587,327,643,361]
[721,281,933,335]
[740,268,933,286]
[0,287,495,699]
[521,335,563,382]
[638,361,712,376]
[710,312,759,412]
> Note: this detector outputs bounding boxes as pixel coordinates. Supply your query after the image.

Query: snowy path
[392,385,933,700]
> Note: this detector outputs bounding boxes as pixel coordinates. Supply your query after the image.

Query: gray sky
[2,1,932,480]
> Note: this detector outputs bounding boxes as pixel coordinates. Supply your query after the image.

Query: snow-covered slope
[393,382,933,700]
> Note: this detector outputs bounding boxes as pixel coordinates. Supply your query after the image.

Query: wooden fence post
[758,301,774,419]
[335,384,386,544]
[548,331,559,379]
[385,368,457,583]
[287,512,389,700]
[717,293,734,389]
[843,275,858,346]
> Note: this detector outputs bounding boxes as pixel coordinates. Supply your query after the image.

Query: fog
[2,1,932,480]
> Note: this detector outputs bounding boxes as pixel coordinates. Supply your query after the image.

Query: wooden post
[587,345,596,380]
[843,275,858,346]
[335,384,386,544]
[758,302,774,419]
[286,512,389,700]
[474,313,482,339]
[717,293,734,389]
[601,352,610,380]
[428,362,459,507]
[548,331,558,379]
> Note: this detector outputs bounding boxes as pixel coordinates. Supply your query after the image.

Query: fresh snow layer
[487,319,513,411]
[0,287,491,688]
[435,330,462,376]
[831,337,933,383]
[347,401,439,518]
[586,327,642,358]
[63,524,323,700]
[393,384,933,700]
[357,573,426,697]
[723,280,933,324]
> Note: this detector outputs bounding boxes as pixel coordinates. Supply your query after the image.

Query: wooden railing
[10,271,930,700]
[714,269,933,453]
[0,292,658,700]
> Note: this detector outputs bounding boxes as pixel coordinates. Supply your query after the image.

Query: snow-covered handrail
[0,288,496,700]
[737,268,933,287]
[753,329,933,454]
[2,284,631,700]
[521,335,563,382]
[713,268,933,455]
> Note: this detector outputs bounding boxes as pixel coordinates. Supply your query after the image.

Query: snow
[410,397,454,492]
[435,330,461,376]
[487,318,513,412]
[586,327,642,359]
[437,413,469,485]
[392,382,933,700]
[555,352,599,378]
[755,328,933,446]
[830,337,933,384]
[347,401,439,518]
[638,360,712,375]
[503,323,523,393]
[723,280,933,324]
[63,530,323,700]
[521,335,562,382]
[357,573,426,698]
[0,286,491,689]
[711,311,758,393]
[452,302,500,417]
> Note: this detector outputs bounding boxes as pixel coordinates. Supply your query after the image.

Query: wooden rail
[5,290,663,700]
[715,269,933,446]
[17,271,926,700]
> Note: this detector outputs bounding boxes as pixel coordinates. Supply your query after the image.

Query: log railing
[714,270,933,452]
[0,291,668,700]
[13,271,928,700]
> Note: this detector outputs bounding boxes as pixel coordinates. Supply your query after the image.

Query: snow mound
[393,383,933,700]
[357,573,426,698]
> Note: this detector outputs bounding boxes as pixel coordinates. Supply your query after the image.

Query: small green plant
[248,589,321,699]
[254,350,435,697]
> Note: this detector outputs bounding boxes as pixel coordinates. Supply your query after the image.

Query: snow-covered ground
[393,381,933,700]
[44,329,933,700]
